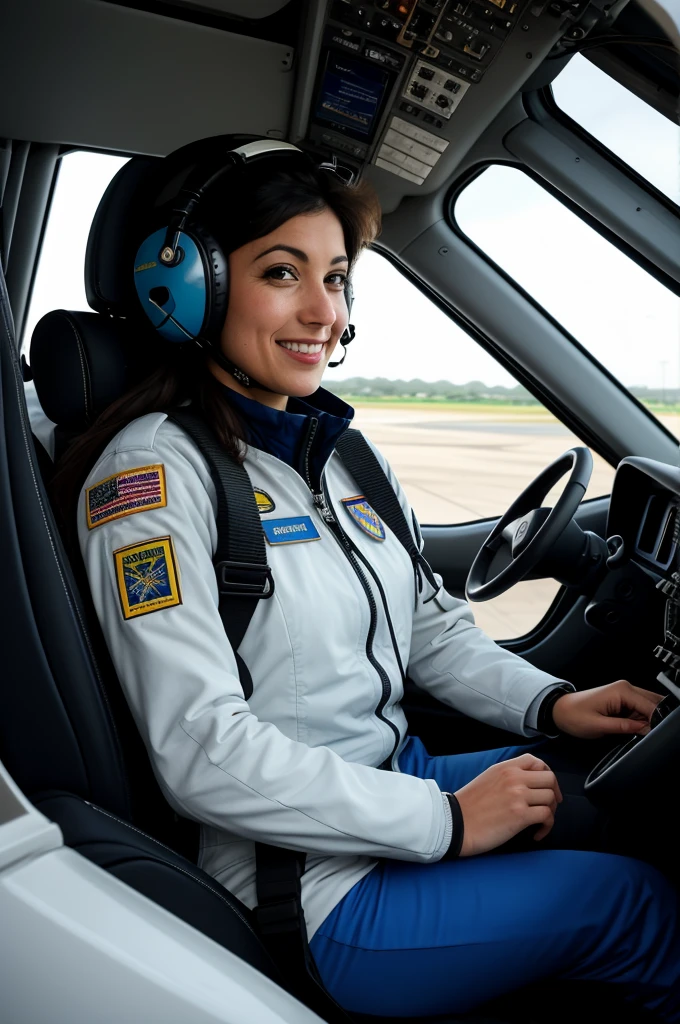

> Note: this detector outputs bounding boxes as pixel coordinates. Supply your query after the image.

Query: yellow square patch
[114,536,182,620]
[86,464,167,530]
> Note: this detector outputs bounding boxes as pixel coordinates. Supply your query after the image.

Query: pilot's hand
[455,753,563,857]
[551,679,663,740]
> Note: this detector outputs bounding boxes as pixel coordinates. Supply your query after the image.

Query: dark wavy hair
[53,154,381,530]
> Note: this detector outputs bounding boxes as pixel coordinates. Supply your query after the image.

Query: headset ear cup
[189,220,229,343]
[134,225,210,342]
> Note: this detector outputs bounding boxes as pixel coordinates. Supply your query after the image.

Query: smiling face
[211,207,350,410]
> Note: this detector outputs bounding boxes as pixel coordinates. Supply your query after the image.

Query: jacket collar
[217,382,354,491]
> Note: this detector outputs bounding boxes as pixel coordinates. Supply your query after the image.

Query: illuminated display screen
[315,53,390,141]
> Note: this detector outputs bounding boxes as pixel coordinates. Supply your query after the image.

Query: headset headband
[159,140,306,268]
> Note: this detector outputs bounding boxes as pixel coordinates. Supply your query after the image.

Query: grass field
[339,398,556,415]
[337,395,680,416]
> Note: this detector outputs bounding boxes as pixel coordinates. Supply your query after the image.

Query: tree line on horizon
[325,377,680,404]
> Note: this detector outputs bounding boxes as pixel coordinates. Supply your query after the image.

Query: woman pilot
[58,135,680,1020]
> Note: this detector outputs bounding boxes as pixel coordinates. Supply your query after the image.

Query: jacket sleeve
[78,417,453,862]
[365,440,571,737]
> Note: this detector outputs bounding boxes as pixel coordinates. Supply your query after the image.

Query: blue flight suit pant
[310,736,680,1020]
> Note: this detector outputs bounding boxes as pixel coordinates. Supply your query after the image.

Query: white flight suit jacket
[79,411,566,939]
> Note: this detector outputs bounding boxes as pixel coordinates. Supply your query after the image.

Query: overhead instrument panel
[303,0,612,190]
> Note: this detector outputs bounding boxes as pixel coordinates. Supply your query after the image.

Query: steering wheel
[465,447,593,602]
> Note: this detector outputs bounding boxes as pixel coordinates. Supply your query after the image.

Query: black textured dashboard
[608,457,680,576]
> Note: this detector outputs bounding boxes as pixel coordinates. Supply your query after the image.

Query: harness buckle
[215,560,274,599]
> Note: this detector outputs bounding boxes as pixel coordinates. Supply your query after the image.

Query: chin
[284,371,327,399]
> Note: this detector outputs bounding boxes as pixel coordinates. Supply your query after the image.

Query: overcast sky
[24,55,680,392]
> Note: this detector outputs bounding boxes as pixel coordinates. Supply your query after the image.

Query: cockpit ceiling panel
[0,0,294,155]
[142,0,294,16]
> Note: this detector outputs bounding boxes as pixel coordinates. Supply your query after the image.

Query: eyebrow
[253,244,348,266]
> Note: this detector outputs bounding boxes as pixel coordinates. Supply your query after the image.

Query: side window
[454,166,680,445]
[23,150,129,348]
[324,250,612,640]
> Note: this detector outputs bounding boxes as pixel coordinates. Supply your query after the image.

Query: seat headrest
[30,310,150,432]
[84,134,279,318]
[85,157,161,317]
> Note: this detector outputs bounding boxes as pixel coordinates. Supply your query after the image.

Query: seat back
[1,153,198,853]
[0,256,131,820]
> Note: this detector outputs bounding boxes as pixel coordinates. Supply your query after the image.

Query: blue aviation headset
[133,137,356,393]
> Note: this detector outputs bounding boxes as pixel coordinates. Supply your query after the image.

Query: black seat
[32,790,281,985]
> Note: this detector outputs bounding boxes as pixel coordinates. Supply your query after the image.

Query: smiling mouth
[277,340,326,354]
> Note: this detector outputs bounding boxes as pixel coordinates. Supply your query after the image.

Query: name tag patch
[114,536,182,619]
[342,495,386,541]
[87,464,166,529]
[254,488,276,514]
[262,516,320,545]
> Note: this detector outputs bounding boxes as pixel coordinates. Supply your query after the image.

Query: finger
[621,696,660,720]
[524,770,560,791]
[633,687,664,705]
[526,788,559,807]
[616,681,663,705]
[618,683,663,716]
[522,769,563,803]
[513,753,550,771]
[529,806,554,840]
[596,715,648,736]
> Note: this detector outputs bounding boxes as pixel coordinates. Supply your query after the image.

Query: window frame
[446,158,680,457]
[519,90,680,299]
[533,66,680,220]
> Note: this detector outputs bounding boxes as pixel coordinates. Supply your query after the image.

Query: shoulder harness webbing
[335,428,439,603]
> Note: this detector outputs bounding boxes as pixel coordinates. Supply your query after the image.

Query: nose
[298,278,341,332]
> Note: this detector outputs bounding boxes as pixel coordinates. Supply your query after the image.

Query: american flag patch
[86,464,167,530]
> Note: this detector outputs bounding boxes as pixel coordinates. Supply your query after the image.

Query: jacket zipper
[300,419,402,769]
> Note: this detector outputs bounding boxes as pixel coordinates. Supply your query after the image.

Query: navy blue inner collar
[216,382,354,491]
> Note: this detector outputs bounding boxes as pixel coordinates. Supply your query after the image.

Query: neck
[208,358,288,411]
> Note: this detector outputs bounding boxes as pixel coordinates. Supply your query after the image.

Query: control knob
[657,572,680,604]
[654,645,680,671]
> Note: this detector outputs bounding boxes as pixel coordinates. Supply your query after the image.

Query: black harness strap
[336,427,439,601]
[167,409,351,1022]
[254,845,351,1022]
[167,409,274,700]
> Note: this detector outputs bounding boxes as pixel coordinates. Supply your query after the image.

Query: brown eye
[263,265,297,281]
[326,273,347,288]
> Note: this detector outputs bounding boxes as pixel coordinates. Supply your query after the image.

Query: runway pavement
[352,405,680,640]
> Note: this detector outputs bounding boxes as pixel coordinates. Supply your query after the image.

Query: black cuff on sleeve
[537,684,573,735]
[442,792,465,860]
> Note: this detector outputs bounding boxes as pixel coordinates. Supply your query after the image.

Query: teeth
[280,341,323,354]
